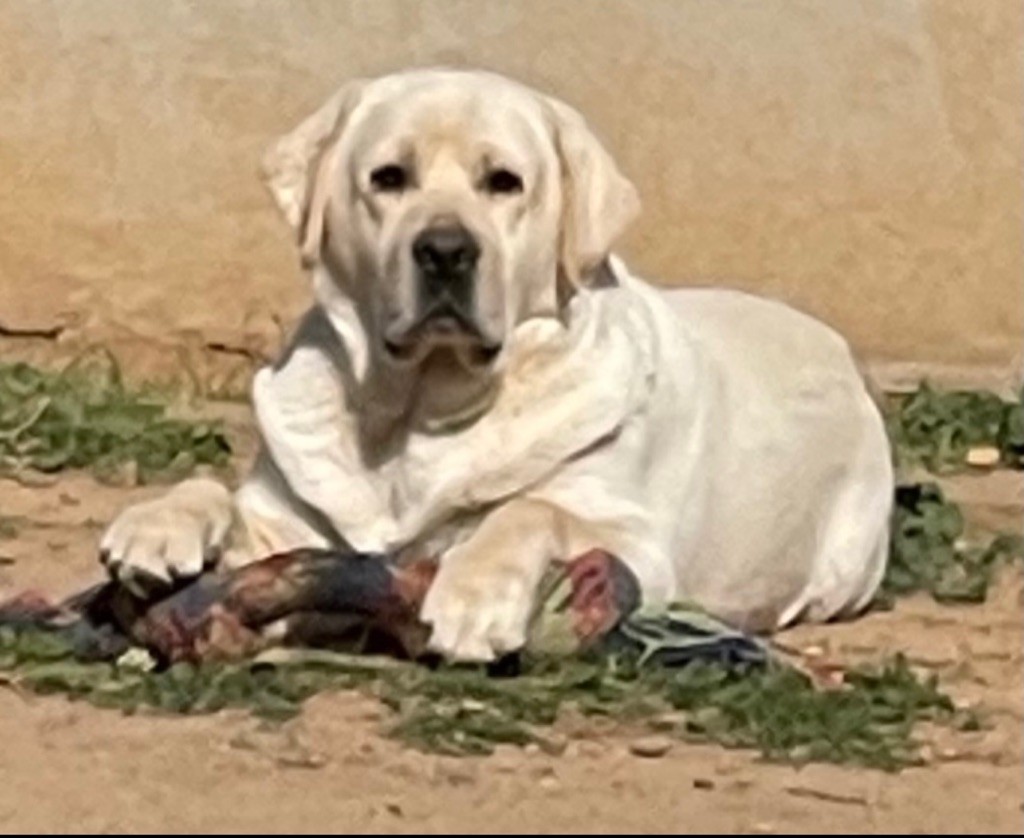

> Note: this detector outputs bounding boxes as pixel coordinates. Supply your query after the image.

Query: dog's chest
[253,289,654,553]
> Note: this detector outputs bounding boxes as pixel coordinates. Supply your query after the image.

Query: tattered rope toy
[0,547,769,672]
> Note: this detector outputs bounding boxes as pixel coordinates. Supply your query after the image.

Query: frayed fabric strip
[0,548,768,670]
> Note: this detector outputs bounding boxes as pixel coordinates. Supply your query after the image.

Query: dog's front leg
[420,498,559,662]
[100,478,244,597]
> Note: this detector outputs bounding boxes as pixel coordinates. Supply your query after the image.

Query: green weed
[886,383,1024,473]
[0,353,231,483]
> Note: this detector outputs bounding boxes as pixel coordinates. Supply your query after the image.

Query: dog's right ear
[261,80,367,269]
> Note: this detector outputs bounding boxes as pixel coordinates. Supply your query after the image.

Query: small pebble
[966,446,1001,467]
[355,704,385,723]
[693,778,715,791]
[490,744,523,772]
[534,732,569,757]
[228,731,260,752]
[649,712,686,731]
[629,735,673,758]
[713,757,742,776]
[275,748,328,769]
[116,647,157,673]
[434,760,477,787]
[109,460,139,487]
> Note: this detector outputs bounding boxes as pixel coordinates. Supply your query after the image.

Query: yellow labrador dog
[100,68,893,661]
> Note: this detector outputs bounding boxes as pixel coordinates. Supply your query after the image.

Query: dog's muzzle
[383,224,502,365]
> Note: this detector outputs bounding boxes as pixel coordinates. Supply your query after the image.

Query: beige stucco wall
[0,0,1021,393]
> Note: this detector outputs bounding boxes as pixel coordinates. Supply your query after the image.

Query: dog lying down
[97,68,894,663]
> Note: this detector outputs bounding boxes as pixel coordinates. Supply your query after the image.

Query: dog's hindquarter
[644,279,894,629]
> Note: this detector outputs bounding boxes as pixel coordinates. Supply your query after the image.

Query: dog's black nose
[412,226,480,279]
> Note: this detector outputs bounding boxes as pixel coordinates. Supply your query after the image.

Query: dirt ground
[0,409,1021,834]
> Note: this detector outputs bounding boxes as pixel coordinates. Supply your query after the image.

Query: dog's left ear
[545,98,640,290]
[261,80,367,268]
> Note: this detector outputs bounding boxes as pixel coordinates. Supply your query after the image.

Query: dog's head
[262,69,638,417]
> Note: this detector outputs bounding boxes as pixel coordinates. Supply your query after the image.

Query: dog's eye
[370,164,408,192]
[484,168,523,195]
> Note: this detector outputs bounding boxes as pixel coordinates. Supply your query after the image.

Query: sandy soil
[0,421,1020,833]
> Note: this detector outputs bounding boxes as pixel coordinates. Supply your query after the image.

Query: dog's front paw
[419,556,534,663]
[99,479,234,598]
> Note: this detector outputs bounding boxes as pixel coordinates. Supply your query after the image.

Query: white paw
[99,479,234,598]
[419,559,534,662]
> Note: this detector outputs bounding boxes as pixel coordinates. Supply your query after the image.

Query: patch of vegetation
[0,625,970,770]
[884,482,1023,605]
[0,628,349,720]
[879,383,1023,605]
[655,655,968,770]
[0,354,231,483]
[886,382,1024,473]
[379,654,969,770]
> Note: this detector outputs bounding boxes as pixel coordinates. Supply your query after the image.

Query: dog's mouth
[383,303,503,368]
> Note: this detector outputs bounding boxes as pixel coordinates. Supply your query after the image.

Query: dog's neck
[359,349,502,438]
[307,288,496,455]
[407,353,501,433]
